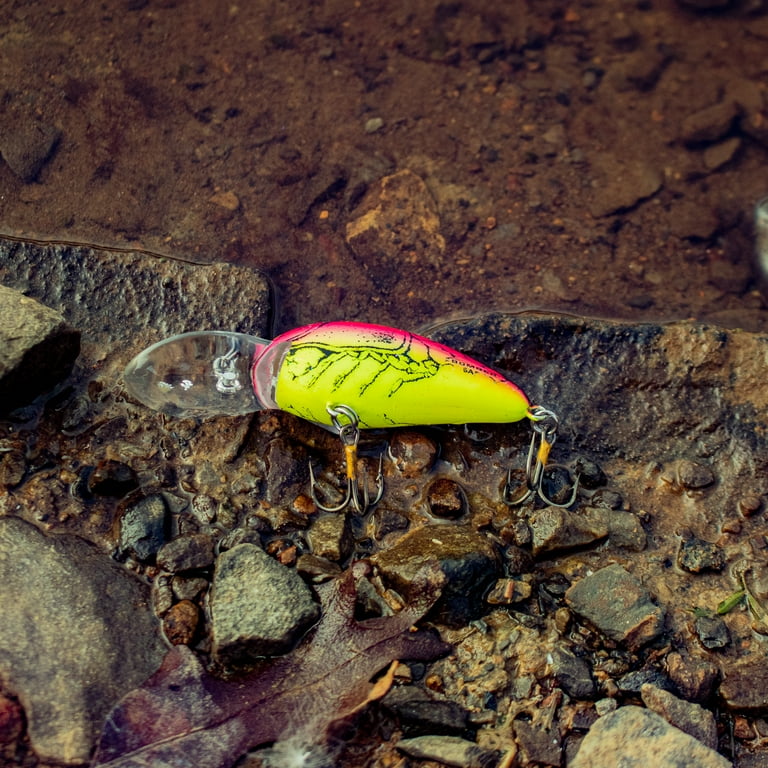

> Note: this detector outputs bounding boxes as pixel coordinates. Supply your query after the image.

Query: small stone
[566,563,665,649]
[550,646,597,699]
[156,533,215,573]
[590,488,624,510]
[695,615,730,649]
[162,599,200,645]
[389,431,438,477]
[571,457,606,489]
[209,189,240,211]
[382,686,469,735]
[570,706,730,768]
[739,494,763,517]
[680,100,739,144]
[677,537,725,574]
[372,507,410,540]
[119,493,169,561]
[514,719,562,766]
[364,116,384,133]
[666,652,719,703]
[189,494,217,525]
[307,513,352,561]
[641,684,718,750]
[0,118,61,182]
[172,575,209,602]
[676,459,716,491]
[608,511,647,551]
[371,525,500,626]
[703,138,741,171]
[530,506,609,556]
[396,735,498,768]
[720,660,768,713]
[427,478,466,519]
[210,543,320,663]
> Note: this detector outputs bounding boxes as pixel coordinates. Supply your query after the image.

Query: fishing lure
[124,321,577,512]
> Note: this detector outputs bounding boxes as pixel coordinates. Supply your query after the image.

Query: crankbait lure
[124,321,576,512]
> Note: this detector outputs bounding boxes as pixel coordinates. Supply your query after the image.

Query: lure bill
[255,322,530,429]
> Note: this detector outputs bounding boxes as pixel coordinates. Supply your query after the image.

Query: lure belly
[254,322,530,428]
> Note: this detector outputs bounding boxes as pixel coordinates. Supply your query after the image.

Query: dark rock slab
[0,237,272,364]
[641,683,718,750]
[0,516,165,764]
[427,313,768,469]
[0,284,80,412]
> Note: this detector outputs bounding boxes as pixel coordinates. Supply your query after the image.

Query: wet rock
[396,734,498,768]
[671,459,716,492]
[0,449,25,487]
[371,525,500,626]
[156,532,215,572]
[0,516,165,764]
[382,686,470,735]
[389,431,438,477]
[571,706,731,768]
[307,513,352,561]
[210,543,320,664]
[617,667,675,695]
[676,0,736,10]
[641,684,718,750]
[427,477,466,519]
[589,488,624,510]
[680,100,739,145]
[86,459,139,497]
[720,660,768,713]
[665,651,719,703]
[678,536,725,573]
[372,507,410,540]
[0,117,61,182]
[703,137,741,171]
[264,438,309,505]
[514,718,563,766]
[119,493,169,561]
[550,646,597,699]
[695,614,730,649]
[172,575,209,601]
[588,155,663,217]
[0,284,80,413]
[571,457,606,490]
[162,599,200,645]
[189,494,218,525]
[529,506,609,556]
[607,511,647,551]
[565,564,666,649]
[345,169,445,290]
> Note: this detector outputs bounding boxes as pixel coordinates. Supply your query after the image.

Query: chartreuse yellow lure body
[255,322,530,429]
[124,321,574,512]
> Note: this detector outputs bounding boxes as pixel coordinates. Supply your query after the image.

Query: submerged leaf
[92,562,448,768]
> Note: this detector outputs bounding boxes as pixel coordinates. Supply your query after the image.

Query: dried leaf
[92,561,448,768]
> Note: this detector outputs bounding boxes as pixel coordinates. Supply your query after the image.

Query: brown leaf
[92,561,448,768]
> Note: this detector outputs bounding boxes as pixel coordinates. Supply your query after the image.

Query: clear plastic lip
[123,331,270,418]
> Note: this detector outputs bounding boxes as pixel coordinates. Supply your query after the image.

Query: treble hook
[503,405,579,508]
[309,404,384,514]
